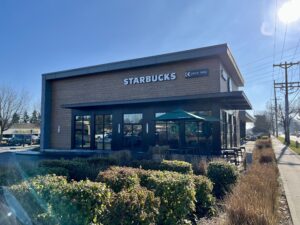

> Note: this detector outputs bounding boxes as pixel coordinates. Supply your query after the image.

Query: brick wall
[50,58,223,149]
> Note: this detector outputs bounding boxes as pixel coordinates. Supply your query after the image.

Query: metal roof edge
[42,44,228,80]
[61,91,251,109]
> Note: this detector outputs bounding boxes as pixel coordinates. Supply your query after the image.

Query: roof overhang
[43,43,244,86]
[62,91,252,110]
[240,111,255,123]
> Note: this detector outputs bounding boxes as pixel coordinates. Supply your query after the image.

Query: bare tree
[277,100,299,138]
[0,86,27,140]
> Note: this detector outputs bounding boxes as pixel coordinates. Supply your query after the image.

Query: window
[227,78,232,92]
[155,121,179,149]
[95,114,112,150]
[124,113,143,124]
[123,113,143,149]
[221,111,227,149]
[185,121,201,147]
[75,115,91,149]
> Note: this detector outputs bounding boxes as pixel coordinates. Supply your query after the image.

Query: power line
[273,61,300,144]
[280,24,288,61]
[240,44,300,69]
[291,37,300,61]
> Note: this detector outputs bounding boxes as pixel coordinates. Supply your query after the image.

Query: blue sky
[0,0,299,112]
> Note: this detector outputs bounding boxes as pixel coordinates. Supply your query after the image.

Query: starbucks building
[41,44,252,154]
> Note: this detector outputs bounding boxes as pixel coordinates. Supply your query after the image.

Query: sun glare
[278,0,300,23]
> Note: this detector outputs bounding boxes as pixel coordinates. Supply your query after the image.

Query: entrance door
[123,113,143,150]
[75,115,91,149]
[95,114,112,150]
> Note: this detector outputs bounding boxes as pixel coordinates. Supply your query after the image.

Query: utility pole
[273,80,279,137]
[273,61,300,145]
[269,101,275,136]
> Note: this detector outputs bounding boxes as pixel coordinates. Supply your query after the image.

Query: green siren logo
[124,72,176,85]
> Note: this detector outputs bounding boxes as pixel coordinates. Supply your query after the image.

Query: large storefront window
[185,121,201,147]
[75,115,91,149]
[123,113,143,149]
[155,121,180,149]
[95,115,112,150]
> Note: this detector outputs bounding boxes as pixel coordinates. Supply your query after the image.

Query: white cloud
[260,21,274,36]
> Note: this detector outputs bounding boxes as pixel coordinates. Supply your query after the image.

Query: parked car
[1,134,12,145]
[31,135,40,145]
[8,134,32,146]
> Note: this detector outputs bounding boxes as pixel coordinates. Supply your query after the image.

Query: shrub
[9,175,67,225]
[141,170,195,225]
[253,147,276,165]
[192,160,207,175]
[76,156,117,166]
[40,166,69,177]
[207,161,238,198]
[160,160,193,174]
[10,175,113,225]
[256,138,272,149]
[225,163,279,225]
[109,150,132,165]
[148,145,169,155]
[193,175,216,217]
[39,159,105,181]
[105,187,160,225]
[97,166,140,192]
[130,159,193,174]
[0,165,22,186]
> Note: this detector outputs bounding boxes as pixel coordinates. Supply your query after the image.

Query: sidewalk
[273,138,300,225]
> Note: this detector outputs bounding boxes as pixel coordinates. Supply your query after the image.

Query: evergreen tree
[12,113,20,124]
[30,110,38,124]
[23,111,30,123]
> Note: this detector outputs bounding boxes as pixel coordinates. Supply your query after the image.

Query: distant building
[3,123,40,135]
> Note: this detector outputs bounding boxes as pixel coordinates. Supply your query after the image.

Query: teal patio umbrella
[155,109,205,121]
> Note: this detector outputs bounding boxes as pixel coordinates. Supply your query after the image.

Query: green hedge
[130,159,193,174]
[104,187,160,225]
[193,175,216,216]
[38,159,106,181]
[207,161,238,198]
[97,166,140,192]
[141,170,195,225]
[10,175,112,225]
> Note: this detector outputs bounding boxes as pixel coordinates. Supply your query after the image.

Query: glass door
[95,114,112,150]
[75,115,91,149]
[123,113,143,150]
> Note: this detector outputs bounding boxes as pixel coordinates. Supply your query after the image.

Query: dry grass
[224,139,279,225]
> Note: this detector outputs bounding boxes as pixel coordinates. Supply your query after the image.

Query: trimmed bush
[193,175,216,217]
[160,160,193,174]
[130,159,193,174]
[207,161,238,198]
[141,170,196,225]
[98,166,196,224]
[40,166,69,177]
[105,187,160,225]
[77,156,117,166]
[10,175,113,225]
[9,175,67,225]
[39,159,105,181]
[97,166,140,192]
